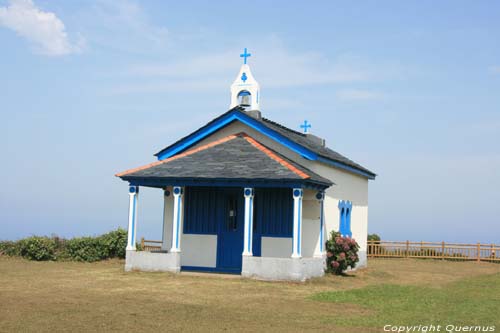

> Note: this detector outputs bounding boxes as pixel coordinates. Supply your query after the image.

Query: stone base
[241,256,325,282]
[125,250,181,273]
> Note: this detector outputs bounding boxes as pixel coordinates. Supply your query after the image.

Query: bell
[240,94,251,107]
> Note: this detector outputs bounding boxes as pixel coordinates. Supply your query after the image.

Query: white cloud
[0,0,82,56]
[335,89,386,101]
[489,65,500,74]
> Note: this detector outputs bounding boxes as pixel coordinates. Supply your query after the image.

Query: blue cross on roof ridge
[240,48,251,64]
[300,120,312,133]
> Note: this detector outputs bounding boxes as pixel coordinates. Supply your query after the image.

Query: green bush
[64,229,128,262]
[368,234,381,242]
[325,231,360,275]
[99,228,128,259]
[18,236,56,261]
[1,228,129,262]
[65,237,106,262]
[51,236,70,260]
[0,241,21,256]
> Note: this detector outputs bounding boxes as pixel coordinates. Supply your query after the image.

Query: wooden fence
[140,238,499,262]
[140,238,162,252]
[367,240,500,262]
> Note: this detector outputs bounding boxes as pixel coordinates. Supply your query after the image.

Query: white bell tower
[230,48,260,111]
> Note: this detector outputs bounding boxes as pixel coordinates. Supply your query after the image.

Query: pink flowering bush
[325,231,360,275]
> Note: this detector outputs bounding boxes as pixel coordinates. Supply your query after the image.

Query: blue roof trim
[154,108,374,180]
[156,110,318,161]
[317,156,376,179]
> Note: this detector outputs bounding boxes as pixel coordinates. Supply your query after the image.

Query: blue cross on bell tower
[300,120,312,133]
[240,48,252,64]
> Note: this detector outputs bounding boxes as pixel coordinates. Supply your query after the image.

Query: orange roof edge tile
[115,132,310,180]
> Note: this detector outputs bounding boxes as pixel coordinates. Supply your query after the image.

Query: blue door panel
[216,189,244,272]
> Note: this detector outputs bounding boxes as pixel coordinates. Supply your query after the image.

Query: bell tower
[230,48,260,112]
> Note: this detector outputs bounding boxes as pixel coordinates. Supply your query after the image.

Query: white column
[161,188,173,251]
[292,188,303,258]
[314,191,325,257]
[126,185,139,251]
[243,188,254,256]
[170,186,183,253]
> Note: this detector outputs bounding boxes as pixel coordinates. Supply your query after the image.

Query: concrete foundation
[125,250,181,273]
[241,256,325,282]
[125,251,331,282]
[357,250,367,268]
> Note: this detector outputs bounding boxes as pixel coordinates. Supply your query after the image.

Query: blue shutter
[345,204,352,237]
[338,200,353,237]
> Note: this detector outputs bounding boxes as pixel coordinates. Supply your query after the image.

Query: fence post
[141,237,145,250]
[492,244,495,259]
[405,240,409,258]
[420,241,423,256]
[441,241,445,260]
[477,242,481,262]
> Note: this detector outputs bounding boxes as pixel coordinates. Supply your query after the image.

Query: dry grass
[0,257,499,332]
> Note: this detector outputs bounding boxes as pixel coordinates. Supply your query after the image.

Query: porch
[123,185,327,281]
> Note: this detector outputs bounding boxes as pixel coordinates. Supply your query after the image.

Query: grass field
[0,257,499,332]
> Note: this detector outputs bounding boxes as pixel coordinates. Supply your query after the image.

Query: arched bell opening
[237,90,251,108]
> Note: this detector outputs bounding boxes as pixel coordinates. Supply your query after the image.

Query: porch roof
[116,133,333,189]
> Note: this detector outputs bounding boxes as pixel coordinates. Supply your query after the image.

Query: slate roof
[117,133,333,188]
[154,108,376,179]
[259,117,376,178]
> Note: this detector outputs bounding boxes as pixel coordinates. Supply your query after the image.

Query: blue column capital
[244,187,254,198]
[173,186,183,196]
[293,188,303,199]
[315,191,324,201]
[129,185,139,194]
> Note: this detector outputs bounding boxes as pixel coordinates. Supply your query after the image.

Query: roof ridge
[261,117,306,137]
[115,133,239,177]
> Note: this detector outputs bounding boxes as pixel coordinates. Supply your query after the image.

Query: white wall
[311,163,369,266]
[261,237,291,258]
[302,219,320,257]
[181,234,218,267]
[302,189,322,257]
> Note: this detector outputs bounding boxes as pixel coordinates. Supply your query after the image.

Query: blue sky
[1,0,499,243]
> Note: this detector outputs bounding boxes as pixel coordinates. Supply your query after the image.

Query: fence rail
[140,238,162,252]
[140,238,499,262]
[368,240,500,262]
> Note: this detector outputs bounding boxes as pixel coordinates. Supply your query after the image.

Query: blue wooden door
[216,189,244,273]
